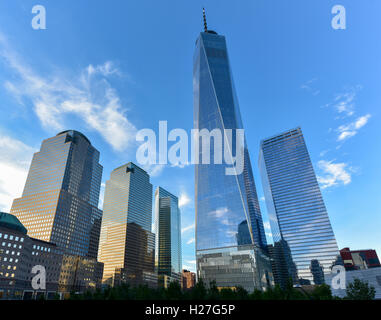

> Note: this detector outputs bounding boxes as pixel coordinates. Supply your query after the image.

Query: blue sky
[0,0,380,272]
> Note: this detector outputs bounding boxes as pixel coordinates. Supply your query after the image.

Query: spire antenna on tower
[203,8,208,32]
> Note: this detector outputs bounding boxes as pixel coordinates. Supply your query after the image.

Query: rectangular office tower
[259,127,340,285]
[10,130,103,259]
[98,163,156,287]
[154,187,182,287]
[193,12,272,292]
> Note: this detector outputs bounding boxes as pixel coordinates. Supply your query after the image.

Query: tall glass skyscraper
[193,12,272,291]
[259,127,340,284]
[154,187,182,286]
[98,162,156,287]
[10,130,103,259]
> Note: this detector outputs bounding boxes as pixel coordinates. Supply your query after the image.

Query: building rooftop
[0,212,27,234]
[57,130,91,145]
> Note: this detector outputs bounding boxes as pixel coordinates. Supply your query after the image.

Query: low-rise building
[181,269,196,290]
[340,247,380,271]
[0,212,103,299]
[325,267,381,300]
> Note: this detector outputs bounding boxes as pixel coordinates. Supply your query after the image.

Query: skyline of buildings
[0,126,379,297]
[0,8,379,299]
[0,211,104,299]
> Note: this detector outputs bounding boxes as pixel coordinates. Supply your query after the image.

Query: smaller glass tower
[154,187,182,286]
[98,162,156,287]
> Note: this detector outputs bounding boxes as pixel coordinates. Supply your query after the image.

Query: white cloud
[98,182,106,210]
[179,192,191,208]
[0,134,36,211]
[332,86,362,117]
[319,150,329,157]
[317,160,353,189]
[208,207,229,218]
[186,260,196,265]
[259,196,265,202]
[262,221,272,238]
[337,114,371,142]
[186,237,195,245]
[142,164,165,177]
[182,265,196,272]
[86,61,120,77]
[0,34,136,152]
[226,230,237,238]
[300,78,320,96]
[181,223,195,234]
[171,161,190,169]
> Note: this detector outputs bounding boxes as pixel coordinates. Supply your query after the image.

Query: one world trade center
[193,9,273,291]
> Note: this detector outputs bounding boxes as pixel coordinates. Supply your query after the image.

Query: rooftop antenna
[203,8,208,32]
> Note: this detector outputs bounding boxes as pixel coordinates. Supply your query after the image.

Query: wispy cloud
[301,78,320,96]
[171,161,191,169]
[0,133,36,211]
[317,86,369,189]
[86,61,121,77]
[0,33,136,152]
[226,230,237,238]
[331,85,362,117]
[208,207,229,218]
[337,114,371,142]
[317,160,354,189]
[142,164,165,177]
[319,150,329,157]
[181,223,195,234]
[186,237,195,245]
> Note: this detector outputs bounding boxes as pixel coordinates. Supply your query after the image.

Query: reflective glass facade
[98,163,156,287]
[259,127,340,284]
[10,130,103,259]
[193,30,271,290]
[197,245,273,292]
[154,187,182,285]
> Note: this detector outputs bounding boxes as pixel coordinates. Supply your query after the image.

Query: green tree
[346,278,376,300]
[165,281,183,300]
[206,281,220,300]
[235,286,249,300]
[311,284,333,300]
[261,285,284,300]
[248,289,263,300]
[190,278,207,300]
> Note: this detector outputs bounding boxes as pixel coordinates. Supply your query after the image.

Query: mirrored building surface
[193,15,271,291]
[154,187,182,286]
[10,130,103,259]
[259,127,340,284]
[98,163,156,287]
